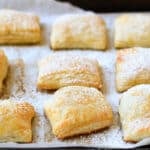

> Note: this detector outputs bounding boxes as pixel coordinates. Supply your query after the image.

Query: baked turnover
[115,14,150,48]
[0,100,35,142]
[116,47,150,92]
[50,13,107,50]
[119,84,150,142]
[44,86,113,139]
[37,53,102,90]
[0,50,8,94]
[0,9,41,44]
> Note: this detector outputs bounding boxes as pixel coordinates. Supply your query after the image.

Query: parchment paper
[0,0,150,148]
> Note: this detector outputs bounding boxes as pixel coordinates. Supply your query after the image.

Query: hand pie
[115,14,150,48]
[119,84,150,142]
[0,100,35,143]
[0,9,41,44]
[50,13,107,50]
[37,53,102,90]
[44,86,113,139]
[0,50,8,94]
[116,47,150,92]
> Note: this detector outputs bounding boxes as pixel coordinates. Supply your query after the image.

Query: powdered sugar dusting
[38,53,99,76]
[117,47,150,91]
[0,0,150,148]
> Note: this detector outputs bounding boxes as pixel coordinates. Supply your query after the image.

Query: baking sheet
[0,0,150,148]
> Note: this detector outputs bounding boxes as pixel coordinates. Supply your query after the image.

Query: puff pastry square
[50,13,107,50]
[115,14,150,48]
[0,100,35,143]
[116,47,150,92]
[37,53,102,90]
[119,84,150,142]
[0,9,41,44]
[44,86,113,139]
[0,50,8,94]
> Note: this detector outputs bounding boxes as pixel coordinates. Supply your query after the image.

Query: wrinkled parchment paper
[0,0,150,148]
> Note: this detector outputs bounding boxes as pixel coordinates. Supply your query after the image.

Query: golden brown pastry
[0,100,35,142]
[50,13,107,50]
[119,84,150,142]
[0,50,8,94]
[115,14,150,48]
[37,53,102,90]
[0,9,41,44]
[44,86,113,139]
[116,47,150,92]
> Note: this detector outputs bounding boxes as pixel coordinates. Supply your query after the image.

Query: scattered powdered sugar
[38,53,100,77]
[0,0,150,148]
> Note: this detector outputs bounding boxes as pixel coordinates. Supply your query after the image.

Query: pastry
[44,86,113,139]
[116,47,150,92]
[0,9,41,44]
[115,14,150,48]
[50,13,107,50]
[37,53,102,90]
[0,50,8,94]
[0,100,35,142]
[119,84,150,142]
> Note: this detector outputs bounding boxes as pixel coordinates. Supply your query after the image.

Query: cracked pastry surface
[0,100,35,142]
[116,47,150,92]
[44,86,113,139]
[0,50,8,94]
[50,13,107,50]
[119,84,150,142]
[0,9,41,44]
[37,53,102,90]
[115,14,150,48]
